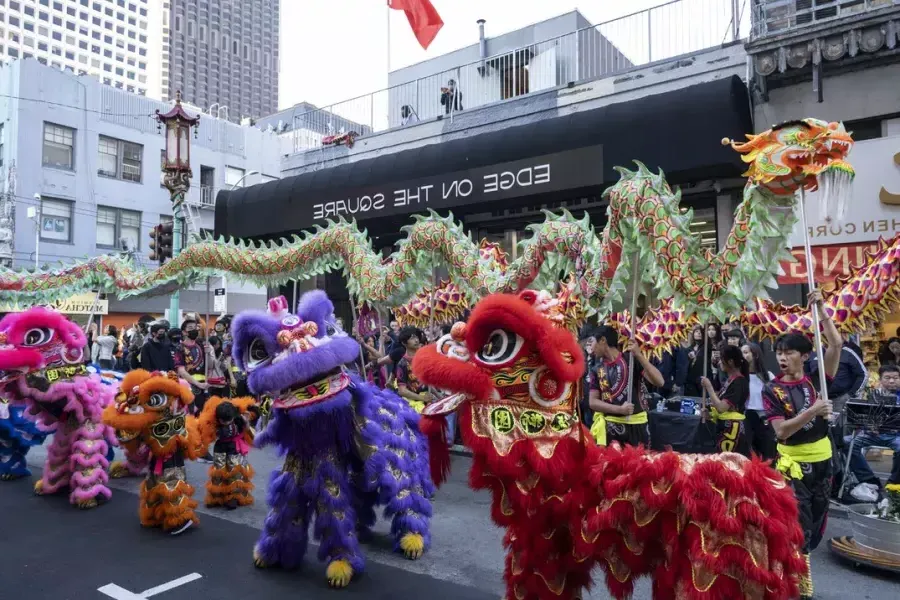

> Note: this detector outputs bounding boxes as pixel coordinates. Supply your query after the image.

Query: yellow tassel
[326,559,354,588]
[399,532,425,560]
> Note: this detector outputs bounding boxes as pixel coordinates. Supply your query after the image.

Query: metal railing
[290,0,750,153]
[186,185,215,208]
[751,0,898,39]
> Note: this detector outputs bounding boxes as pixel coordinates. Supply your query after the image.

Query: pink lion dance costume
[0,307,116,508]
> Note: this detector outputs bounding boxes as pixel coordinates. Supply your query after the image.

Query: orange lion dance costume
[102,369,202,535]
[197,395,258,509]
[413,291,807,600]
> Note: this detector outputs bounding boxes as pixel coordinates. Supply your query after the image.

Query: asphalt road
[4,444,896,599]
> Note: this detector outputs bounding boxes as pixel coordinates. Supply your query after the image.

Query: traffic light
[149,222,174,264]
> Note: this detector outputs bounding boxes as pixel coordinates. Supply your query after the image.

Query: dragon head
[0,307,87,388]
[231,291,360,413]
[723,118,854,197]
[412,290,585,457]
[104,369,195,454]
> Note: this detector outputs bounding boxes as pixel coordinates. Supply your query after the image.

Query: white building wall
[0,58,280,311]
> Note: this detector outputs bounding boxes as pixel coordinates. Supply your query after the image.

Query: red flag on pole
[388,0,443,50]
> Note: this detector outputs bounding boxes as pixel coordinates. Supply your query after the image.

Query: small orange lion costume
[102,370,203,534]
[196,396,257,508]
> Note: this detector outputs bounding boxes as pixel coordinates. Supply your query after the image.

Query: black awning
[216,75,751,239]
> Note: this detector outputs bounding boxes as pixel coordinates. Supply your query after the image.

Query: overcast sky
[278,0,741,111]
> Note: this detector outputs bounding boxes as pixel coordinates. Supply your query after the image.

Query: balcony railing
[751,0,898,40]
[186,185,215,208]
[290,0,750,154]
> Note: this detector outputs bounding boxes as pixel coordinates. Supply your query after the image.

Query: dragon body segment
[0,120,854,325]
[412,292,806,600]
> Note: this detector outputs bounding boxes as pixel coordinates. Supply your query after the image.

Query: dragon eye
[23,327,54,346]
[147,393,167,409]
[245,337,270,370]
[326,324,336,336]
[476,329,524,365]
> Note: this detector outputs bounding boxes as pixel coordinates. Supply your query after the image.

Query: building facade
[217,2,751,322]
[746,0,900,367]
[0,0,154,95]
[162,0,279,121]
[0,58,281,326]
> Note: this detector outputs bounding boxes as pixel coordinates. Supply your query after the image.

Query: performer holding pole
[762,187,844,600]
[588,257,664,447]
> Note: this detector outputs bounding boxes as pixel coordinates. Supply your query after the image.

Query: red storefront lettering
[778,242,879,285]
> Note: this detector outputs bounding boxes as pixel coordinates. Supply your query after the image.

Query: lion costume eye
[476,329,524,365]
[246,337,270,370]
[147,393,167,409]
[23,327,54,347]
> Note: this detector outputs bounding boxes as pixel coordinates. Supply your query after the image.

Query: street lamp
[27,194,41,270]
[155,90,200,323]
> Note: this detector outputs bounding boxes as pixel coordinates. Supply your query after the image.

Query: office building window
[98,135,142,182]
[96,206,141,250]
[225,166,245,188]
[42,123,75,170]
[39,197,74,243]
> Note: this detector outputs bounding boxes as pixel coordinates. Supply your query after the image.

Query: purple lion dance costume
[232,291,434,588]
[0,307,116,508]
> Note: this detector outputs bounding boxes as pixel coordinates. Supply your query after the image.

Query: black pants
[789,458,833,553]
[744,409,777,460]
[714,419,749,456]
[607,420,650,447]
[98,359,115,370]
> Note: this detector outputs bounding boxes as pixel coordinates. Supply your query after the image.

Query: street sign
[213,288,226,313]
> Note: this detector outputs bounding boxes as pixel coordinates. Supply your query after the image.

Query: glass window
[42,123,75,170]
[96,206,118,247]
[97,135,118,177]
[39,198,73,243]
[225,166,245,188]
[119,209,140,249]
[121,141,141,181]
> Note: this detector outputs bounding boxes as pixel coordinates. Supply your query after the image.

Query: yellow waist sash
[775,437,832,480]
[590,411,649,446]
[711,409,745,422]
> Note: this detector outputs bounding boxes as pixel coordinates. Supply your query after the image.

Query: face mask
[187,330,200,340]
[153,333,165,343]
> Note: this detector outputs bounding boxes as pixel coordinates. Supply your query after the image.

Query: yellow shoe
[33,480,44,495]
[108,461,130,479]
[400,532,425,560]
[252,547,269,569]
[77,497,98,510]
[326,559,354,588]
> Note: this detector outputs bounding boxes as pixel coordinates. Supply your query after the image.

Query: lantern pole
[155,91,199,325]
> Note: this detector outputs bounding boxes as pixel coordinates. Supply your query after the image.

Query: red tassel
[419,414,451,487]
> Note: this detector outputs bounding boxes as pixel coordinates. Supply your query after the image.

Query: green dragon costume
[0,119,853,324]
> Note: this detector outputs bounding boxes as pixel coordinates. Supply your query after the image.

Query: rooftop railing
[750,0,898,40]
[289,0,751,154]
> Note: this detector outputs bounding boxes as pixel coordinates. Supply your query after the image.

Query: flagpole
[386,1,391,73]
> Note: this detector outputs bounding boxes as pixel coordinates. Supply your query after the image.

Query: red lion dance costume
[413,291,806,600]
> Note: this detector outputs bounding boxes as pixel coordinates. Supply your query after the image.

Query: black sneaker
[198,453,214,463]
[225,499,238,510]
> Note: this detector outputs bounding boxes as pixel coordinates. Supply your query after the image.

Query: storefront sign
[309,145,604,224]
[777,241,880,285]
[788,136,900,247]
[0,292,108,314]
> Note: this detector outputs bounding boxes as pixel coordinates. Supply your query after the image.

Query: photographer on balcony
[440,78,463,115]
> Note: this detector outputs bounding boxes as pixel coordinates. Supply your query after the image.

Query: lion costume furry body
[413,292,806,600]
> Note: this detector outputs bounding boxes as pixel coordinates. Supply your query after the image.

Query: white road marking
[97,573,202,599]
[141,573,203,597]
